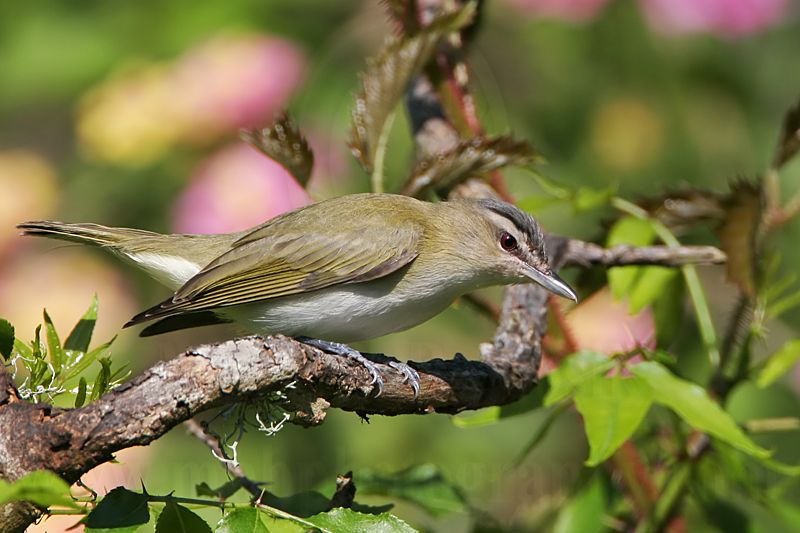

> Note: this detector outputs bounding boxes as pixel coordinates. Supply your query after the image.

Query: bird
[18,192,576,395]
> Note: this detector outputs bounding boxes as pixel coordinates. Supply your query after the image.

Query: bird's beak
[522,266,578,302]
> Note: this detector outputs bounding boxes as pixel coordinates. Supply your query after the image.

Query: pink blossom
[172,143,312,234]
[77,33,306,164]
[0,250,137,345]
[503,0,611,22]
[0,150,59,260]
[172,35,306,140]
[541,288,655,377]
[561,288,656,355]
[304,129,350,193]
[640,0,788,38]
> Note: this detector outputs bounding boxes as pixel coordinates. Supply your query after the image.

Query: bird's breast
[219,273,465,343]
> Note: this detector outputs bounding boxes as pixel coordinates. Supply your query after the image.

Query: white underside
[127,252,202,289]
[220,281,461,343]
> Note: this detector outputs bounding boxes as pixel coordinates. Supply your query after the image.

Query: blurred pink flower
[541,288,654,376]
[304,129,350,193]
[173,35,306,142]
[503,0,787,37]
[640,0,788,38]
[503,0,611,22]
[0,249,137,346]
[78,33,306,165]
[0,150,59,260]
[172,143,312,234]
[562,288,656,355]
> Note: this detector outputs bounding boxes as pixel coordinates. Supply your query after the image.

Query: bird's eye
[500,232,517,251]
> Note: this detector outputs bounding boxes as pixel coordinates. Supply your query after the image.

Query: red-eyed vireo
[19,193,575,394]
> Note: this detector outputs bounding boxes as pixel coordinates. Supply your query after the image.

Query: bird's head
[458,198,577,301]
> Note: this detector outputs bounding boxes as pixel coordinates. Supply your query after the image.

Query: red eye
[500,232,517,251]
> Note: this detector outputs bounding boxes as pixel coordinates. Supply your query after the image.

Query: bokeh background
[2,0,799,531]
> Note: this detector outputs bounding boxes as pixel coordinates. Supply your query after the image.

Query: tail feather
[138,311,232,337]
[17,221,158,247]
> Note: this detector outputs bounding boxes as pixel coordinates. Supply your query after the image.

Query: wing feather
[126,210,423,326]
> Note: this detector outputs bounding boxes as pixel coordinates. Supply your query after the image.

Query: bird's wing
[125,218,422,325]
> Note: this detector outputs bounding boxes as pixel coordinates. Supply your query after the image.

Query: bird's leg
[295,337,420,397]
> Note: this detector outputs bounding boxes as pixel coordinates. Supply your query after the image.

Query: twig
[558,240,726,268]
[183,419,266,501]
[329,471,356,509]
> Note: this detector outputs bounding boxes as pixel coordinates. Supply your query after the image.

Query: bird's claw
[388,361,420,398]
[296,337,418,397]
[297,337,385,395]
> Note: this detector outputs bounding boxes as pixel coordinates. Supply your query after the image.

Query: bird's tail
[17,220,159,247]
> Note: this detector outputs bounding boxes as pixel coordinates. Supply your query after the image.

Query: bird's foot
[296,337,419,397]
[387,360,420,397]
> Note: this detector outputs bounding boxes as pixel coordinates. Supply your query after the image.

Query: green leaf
[13,338,32,359]
[43,310,65,373]
[32,324,43,360]
[517,195,567,213]
[607,216,657,248]
[0,318,13,360]
[65,335,116,381]
[552,474,608,533]
[75,377,88,408]
[545,351,615,406]
[157,502,212,533]
[85,487,149,528]
[572,187,613,212]
[215,508,270,533]
[29,325,49,385]
[308,508,416,533]
[631,362,770,459]
[606,217,656,299]
[0,470,78,509]
[241,112,314,187]
[358,464,466,517]
[349,3,476,174]
[757,339,800,388]
[628,266,680,314]
[452,406,502,427]
[402,135,538,197]
[64,295,98,354]
[652,273,686,348]
[574,375,653,466]
[90,357,112,401]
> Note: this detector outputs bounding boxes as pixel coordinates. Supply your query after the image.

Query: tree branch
[553,237,726,267]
